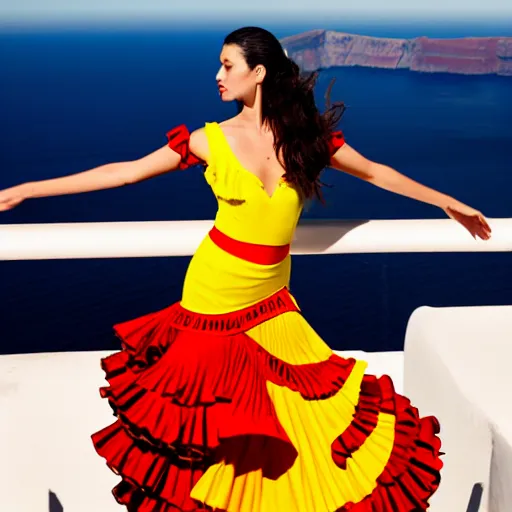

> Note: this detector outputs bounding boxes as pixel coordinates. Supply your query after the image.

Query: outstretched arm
[330,142,491,240]
[0,125,209,212]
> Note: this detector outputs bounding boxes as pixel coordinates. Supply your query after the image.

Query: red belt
[208,225,290,265]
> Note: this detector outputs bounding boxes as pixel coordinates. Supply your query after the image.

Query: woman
[0,26,491,512]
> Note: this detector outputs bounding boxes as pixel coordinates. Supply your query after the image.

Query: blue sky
[1,0,511,23]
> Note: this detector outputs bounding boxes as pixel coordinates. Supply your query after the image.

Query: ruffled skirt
[91,286,442,511]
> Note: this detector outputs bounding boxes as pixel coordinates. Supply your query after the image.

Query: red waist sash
[208,225,290,265]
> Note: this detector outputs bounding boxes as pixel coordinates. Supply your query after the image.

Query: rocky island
[281,30,512,76]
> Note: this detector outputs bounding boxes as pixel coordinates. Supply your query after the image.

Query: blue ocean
[1,20,511,355]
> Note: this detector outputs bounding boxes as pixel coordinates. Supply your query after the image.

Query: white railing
[0,218,511,260]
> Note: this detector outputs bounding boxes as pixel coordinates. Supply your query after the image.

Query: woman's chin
[219,91,235,102]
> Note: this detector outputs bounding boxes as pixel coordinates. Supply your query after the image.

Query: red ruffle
[166,124,205,170]
[335,375,443,511]
[92,301,357,510]
[93,297,442,512]
[331,375,382,469]
[113,479,221,512]
[93,422,211,511]
[328,130,346,156]
[97,327,356,447]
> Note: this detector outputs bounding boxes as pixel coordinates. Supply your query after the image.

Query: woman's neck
[238,86,269,133]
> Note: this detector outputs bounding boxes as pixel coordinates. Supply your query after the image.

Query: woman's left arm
[330,143,492,240]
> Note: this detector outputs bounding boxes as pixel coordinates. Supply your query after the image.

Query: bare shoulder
[189,126,210,163]
[190,119,241,162]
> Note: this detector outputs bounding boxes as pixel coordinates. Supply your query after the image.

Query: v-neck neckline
[214,122,286,200]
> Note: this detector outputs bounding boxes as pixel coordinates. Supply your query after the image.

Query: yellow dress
[92,122,442,511]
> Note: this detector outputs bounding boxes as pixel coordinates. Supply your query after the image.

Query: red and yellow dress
[92,122,442,511]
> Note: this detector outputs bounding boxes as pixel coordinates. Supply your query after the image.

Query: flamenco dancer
[1,26,491,512]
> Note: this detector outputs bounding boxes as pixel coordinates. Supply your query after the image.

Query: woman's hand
[0,184,28,212]
[443,202,492,241]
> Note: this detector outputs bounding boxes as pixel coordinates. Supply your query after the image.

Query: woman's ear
[255,65,266,83]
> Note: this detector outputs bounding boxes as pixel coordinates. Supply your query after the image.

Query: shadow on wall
[49,490,63,512]
[466,483,484,512]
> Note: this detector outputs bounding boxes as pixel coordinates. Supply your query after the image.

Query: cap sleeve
[328,130,345,156]
[166,124,205,169]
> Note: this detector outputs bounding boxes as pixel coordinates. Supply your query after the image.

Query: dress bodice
[203,122,303,247]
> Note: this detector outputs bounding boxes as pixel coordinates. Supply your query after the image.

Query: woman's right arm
[0,126,209,212]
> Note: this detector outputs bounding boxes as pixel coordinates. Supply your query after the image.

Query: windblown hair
[224,26,346,202]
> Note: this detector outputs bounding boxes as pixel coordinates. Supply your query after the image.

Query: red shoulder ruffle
[168,125,343,166]
[166,124,205,169]
[328,130,345,156]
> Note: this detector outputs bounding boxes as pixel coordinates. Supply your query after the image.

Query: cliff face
[281,30,512,76]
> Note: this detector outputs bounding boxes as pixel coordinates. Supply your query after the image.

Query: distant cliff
[281,30,512,76]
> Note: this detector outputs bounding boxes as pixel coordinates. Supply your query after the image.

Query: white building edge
[1,218,512,512]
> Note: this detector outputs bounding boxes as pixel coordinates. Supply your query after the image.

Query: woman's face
[216,44,263,102]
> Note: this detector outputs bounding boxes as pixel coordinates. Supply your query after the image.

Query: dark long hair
[224,26,346,202]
